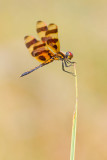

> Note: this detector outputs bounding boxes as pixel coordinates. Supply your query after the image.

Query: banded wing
[36,21,60,56]
[24,35,38,55]
[21,34,54,77]
[24,35,54,63]
[46,23,60,54]
[36,21,48,42]
[21,21,60,77]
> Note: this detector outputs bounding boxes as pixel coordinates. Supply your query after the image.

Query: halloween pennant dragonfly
[20,21,75,77]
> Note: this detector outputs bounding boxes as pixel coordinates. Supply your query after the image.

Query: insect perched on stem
[20,21,75,77]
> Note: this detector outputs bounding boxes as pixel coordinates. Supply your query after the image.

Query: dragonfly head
[65,51,73,60]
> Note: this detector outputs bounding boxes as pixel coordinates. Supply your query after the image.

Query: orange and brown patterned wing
[36,21,48,42]
[24,35,38,55]
[24,35,54,63]
[46,23,60,54]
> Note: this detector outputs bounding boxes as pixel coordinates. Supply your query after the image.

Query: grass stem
[70,63,78,160]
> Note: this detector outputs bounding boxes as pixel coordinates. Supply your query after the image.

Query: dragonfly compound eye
[66,51,73,59]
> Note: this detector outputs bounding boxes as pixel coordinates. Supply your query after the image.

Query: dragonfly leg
[65,60,76,67]
[64,61,73,67]
[62,61,75,76]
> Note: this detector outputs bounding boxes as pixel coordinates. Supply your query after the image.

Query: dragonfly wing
[24,35,54,63]
[36,21,60,55]
[36,21,49,42]
[46,23,60,54]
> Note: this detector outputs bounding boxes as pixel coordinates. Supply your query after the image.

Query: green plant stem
[70,63,78,160]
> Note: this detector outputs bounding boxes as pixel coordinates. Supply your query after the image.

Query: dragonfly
[20,21,75,77]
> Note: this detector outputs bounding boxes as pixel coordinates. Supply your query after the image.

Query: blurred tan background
[0,0,107,160]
